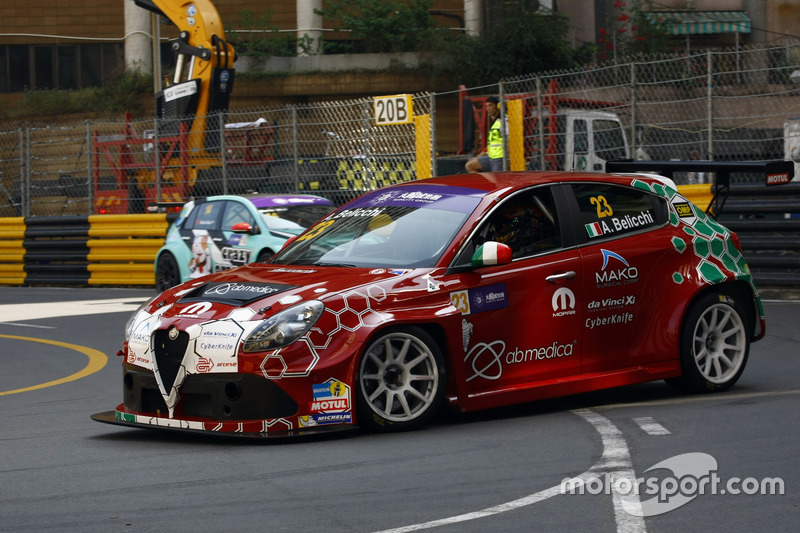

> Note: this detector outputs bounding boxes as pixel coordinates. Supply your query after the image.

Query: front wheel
[356,327,446,432]
[255,249,275,263]
[668,292,750,393]
[155,252,181,292]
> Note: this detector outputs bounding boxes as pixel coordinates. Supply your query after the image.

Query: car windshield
[258,205,336,228]
[259,212,307,234]
[272,186,483,269]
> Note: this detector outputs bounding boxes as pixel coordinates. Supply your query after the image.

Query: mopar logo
[181,301,212,315]
[552,287,576,317]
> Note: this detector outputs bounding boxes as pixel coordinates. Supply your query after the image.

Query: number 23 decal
[296,219,335,242]
[450,290,470,315]
[590,195,613,218]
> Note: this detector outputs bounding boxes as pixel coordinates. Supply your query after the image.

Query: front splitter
[91,410,357,440]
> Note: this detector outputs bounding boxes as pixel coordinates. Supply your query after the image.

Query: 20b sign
[374,94,414,126]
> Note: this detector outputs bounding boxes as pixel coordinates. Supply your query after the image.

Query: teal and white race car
[154,194,335,291]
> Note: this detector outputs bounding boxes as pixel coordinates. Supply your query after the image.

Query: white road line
[0,297,149,323]
[592,388,800,411]
[374,409,645,533]
[632,417,671,435]
[0,322,55,329]
[574,409,646,533]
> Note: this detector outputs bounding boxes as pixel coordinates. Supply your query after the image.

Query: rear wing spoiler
[605,159,794,217]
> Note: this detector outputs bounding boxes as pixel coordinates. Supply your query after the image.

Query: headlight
[124,295,159,342]
[242,300,325,353]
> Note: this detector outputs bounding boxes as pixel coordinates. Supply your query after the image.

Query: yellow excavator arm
[134,0,236,152]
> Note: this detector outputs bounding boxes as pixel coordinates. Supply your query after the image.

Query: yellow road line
[0,334,108,396]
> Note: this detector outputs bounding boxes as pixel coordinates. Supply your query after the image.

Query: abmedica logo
[506,341,575,364]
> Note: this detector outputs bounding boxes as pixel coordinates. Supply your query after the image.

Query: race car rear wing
[605,159,794,217]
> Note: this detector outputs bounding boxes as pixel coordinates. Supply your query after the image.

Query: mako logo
[596,249,639,287]
[552,287,576,317]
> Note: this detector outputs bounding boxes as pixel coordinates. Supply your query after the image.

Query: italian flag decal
[474,242,512,266]
[586,222,603,237]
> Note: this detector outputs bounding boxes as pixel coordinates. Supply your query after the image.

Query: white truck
[458,84,631,173]
[783,116,800,181]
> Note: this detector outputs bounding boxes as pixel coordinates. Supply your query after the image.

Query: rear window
[571,183,668,242]
[186,201,224,230]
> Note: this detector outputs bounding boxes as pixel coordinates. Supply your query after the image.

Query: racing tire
[356,327,446,432]
[256,249,275,263]
[667,292,750,393]
[155,252,181,292]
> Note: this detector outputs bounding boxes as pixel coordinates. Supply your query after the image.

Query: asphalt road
[1,286,797,532]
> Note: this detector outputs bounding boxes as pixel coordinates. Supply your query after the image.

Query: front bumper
[122,365,298,420]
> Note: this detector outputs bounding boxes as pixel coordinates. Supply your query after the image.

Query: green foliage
[96,71,153,112]
[311,0,595,85]
[317,0,445,54]
[229,9,313,58]
[437,0,594,86]
[4,71,151,119]
[599,0,676,60]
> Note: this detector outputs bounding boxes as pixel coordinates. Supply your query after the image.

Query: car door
[450,185,583,397]
[179,199,226,279]
[565,181,671,373]
[218,200,260,271]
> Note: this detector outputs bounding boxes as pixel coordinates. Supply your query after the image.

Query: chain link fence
[2,42,800,217]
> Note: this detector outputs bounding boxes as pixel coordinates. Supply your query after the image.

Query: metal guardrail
[717,183,800,288]
[0,214,169,286]
[607,159,800,289]
[4,42,800,218]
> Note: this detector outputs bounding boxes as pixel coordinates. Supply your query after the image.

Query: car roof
[204,194,335,208]
[400,171,656,195]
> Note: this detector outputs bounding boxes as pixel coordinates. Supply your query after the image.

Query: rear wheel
[668,292,749,393]
[356,327,446,432]
[155,252,181,292]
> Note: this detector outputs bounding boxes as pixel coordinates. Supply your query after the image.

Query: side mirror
[471,242,512,267]
[231,222,258,234]
[281,234,299,250]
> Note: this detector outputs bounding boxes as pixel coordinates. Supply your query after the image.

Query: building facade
[1,0,798,95]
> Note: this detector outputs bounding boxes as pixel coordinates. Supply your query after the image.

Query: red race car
[93,169,766,437]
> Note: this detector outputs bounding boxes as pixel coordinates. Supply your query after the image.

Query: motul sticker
[766,173,790,186]
[310,379,351,414]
